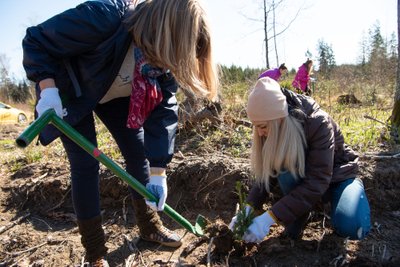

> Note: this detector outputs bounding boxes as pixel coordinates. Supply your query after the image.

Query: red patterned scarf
[127,48,164,129]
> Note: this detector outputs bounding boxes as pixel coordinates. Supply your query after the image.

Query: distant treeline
[220,65,263,84]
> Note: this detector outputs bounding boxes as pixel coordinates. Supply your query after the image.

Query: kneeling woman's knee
[331,178,371,240]
[332,213,371,240]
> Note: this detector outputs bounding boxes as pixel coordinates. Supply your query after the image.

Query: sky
[0,0,397,81]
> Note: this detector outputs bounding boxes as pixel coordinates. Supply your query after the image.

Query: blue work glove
[242,211,276,243]
[145,174,167,211]
[36,87,67,118]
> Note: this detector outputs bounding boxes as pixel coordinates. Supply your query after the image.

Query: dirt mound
[168,153,251,215]
[2,161,71,213]
[3,168,135,216]
[361,159,400,211]
[2,153,249,218]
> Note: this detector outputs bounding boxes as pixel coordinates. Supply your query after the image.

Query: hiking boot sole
[141,236,182,248]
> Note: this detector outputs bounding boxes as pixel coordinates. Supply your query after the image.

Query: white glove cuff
[40,87,59,97]
[149,175,167,186]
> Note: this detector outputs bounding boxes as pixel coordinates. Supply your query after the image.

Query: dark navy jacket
[22,0,178,167]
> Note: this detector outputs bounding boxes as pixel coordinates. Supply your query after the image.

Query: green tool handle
[16,109,200,235]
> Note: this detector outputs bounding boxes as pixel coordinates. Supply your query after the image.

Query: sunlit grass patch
[329,105,391,151]
[95,120,122,160]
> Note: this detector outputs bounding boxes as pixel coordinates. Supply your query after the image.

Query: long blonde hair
[250,115,307,192]
[126,0,219,101]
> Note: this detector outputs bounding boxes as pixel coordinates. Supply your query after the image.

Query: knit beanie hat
[246,77,288,122]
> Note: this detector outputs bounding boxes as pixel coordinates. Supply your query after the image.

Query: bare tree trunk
[390,0,400,142]
[273,0,279,66]
[264,0,270,69]
[262,0,302,69]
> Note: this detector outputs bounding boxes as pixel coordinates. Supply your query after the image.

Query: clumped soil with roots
[1,124,400,267]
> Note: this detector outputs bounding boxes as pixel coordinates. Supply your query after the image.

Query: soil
[1,123,400,267]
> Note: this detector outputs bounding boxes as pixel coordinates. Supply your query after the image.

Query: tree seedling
[231,181,256,240]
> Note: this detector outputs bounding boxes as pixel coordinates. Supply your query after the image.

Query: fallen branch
[46,187,71,213]
[317,216,327,252]
[31,216,53,231]
[5,242,47,257]
[125,254,139,267]
[6,237,65,258]
[363,115,390,128]
[233,118,252,128]
[207,237,215,267]
[122,195,129,223]
[361,152,400,160]
[123,234,145,266]
[0,212,30,235]
[166,230,188,264]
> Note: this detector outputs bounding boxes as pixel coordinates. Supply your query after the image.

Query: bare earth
[0,123,400,267]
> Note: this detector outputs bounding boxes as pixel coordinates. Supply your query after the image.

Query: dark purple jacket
[22,0,178,167]
[247,89,359,225]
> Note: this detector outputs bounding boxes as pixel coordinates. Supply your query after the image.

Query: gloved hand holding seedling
[229,181,278,243]
[229,182,256,240]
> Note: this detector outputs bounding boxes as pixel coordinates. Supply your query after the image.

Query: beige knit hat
[246,77,288,122]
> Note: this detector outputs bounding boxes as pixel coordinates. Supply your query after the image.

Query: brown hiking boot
[76,216,108,264]
[132,198,182,248]
[140,225,182,247]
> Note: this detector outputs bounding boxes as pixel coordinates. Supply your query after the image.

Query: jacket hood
[281,87,320,119]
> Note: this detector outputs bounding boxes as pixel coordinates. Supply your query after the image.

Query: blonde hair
[250,115,307,192]
[126,0,219,101]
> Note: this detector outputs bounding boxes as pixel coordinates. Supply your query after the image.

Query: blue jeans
[277,171,371,240]
[61,97,149,220]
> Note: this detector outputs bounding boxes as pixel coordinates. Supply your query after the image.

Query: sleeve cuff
[267,210,280,224]
[150,167,166,176]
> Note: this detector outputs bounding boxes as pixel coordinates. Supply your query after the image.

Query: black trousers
[61,97,149,220]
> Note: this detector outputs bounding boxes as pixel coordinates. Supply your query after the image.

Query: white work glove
[145,175,167,211]
[36,87,67,118]
[229,205,252,231]
[242,211,276,243]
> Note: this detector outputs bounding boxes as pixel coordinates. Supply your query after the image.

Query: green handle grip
[16,109,204,236]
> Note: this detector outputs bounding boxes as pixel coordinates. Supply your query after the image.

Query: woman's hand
[242,211,276,243]
[145,168,167,211]
[36,87,67,118]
